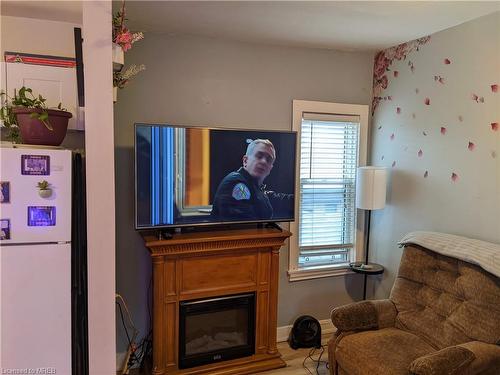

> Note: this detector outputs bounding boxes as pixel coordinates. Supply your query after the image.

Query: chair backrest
[390,245,500,349]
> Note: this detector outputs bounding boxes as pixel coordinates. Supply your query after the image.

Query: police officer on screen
[211,139,290,221]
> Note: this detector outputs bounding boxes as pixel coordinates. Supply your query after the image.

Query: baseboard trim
[277,319,335,343]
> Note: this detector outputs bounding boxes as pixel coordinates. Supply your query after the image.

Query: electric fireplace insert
[179,293,256,369]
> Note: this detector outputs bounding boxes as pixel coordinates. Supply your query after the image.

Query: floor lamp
[355,166,387,300]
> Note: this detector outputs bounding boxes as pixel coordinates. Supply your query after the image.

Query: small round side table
[349,262,384,300]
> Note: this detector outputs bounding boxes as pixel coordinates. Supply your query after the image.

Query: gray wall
[114,33,374,352]
[369,12,500,299]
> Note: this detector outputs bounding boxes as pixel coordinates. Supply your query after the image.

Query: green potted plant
[0,87,72,146]
[37,180,52,198]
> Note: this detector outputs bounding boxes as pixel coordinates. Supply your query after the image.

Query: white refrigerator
[0,146,72,374]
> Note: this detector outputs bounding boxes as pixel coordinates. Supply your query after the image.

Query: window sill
[287,265,354,282]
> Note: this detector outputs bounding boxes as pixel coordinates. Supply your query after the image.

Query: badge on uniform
[232,183,251,200]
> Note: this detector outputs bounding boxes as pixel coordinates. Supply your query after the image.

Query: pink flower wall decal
[434,75,444,84]
[491,123,498,131]
[394,71,399,77]
[471,94,485,103]
[392,161,396,168]
[444,58,451,64]
[492,84,498,93]
[418,149,423,157]
[424,171,428,178]
[468,142,475,151]
[396,107,401,114]
[390,133,395,140]
[424,98,430,105]
[451,172,458,182]
[440,127,447,135]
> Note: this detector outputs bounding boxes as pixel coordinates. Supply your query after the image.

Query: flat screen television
[135,124,297,229]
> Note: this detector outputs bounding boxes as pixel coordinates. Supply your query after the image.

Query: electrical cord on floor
[302,345,328,375]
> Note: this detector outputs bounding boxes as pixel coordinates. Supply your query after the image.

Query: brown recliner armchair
[328,243,500,375]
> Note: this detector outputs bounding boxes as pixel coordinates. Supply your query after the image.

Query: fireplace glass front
[179,293,255,369]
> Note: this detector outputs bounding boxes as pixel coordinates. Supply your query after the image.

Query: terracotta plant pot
[13,108,72,146]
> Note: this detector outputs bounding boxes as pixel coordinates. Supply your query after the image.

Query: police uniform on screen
[211,167,273,221]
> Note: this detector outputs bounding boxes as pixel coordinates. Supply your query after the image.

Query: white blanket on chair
[398,231,500,278]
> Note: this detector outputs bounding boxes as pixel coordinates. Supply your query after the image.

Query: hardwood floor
[259,335,330,375]
[123,335,331,375]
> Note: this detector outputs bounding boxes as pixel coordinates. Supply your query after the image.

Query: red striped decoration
[4,53,76,68]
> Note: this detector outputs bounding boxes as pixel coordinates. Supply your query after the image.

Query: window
[289,100,369,281]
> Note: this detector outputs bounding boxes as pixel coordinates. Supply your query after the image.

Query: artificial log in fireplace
[142,227,291,375]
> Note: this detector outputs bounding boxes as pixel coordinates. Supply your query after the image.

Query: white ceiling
[1,1,499,51]
[122,1,500,51]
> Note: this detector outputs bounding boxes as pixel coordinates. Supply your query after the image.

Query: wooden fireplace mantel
[142,227,292,375]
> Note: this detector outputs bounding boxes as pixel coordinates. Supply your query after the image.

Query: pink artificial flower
[440,127,446,135]
[451,172,458,182]
[491,122,498,131]
[492,84,498,93]
[468,142,475,151]
[393,71,399,78]
[444,58,451,65]
[424,98,430,105]
[418,149,423,157]
[115,29,133,51]
[396,107,401,114]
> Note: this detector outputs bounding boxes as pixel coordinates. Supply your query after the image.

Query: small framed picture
[0,182,10,203]
[0,219,11,240]
[28,206,56,226]
[21,155,50,175]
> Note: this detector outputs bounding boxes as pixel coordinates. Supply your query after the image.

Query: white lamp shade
[356,167,387,210]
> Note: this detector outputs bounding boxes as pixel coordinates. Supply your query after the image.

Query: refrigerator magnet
[0,182,10,203]
[0,219,10,240]
[28,206,56,226]
[21,155,50,175]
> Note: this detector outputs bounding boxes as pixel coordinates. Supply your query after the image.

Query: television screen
[135,124,297,229]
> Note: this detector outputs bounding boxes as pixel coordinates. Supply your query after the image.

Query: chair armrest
[409,341,500,375]
[330,299,397,332]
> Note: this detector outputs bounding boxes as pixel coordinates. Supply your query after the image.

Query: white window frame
[288,100,369,281]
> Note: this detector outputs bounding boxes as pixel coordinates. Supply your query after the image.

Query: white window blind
[298,113,359,268]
